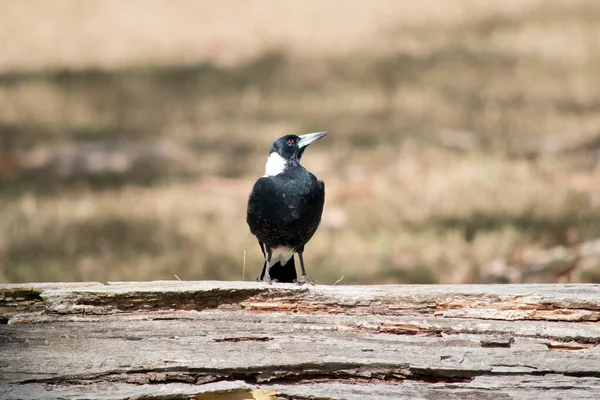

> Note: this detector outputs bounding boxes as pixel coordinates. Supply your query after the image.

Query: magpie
[246,131,328,284]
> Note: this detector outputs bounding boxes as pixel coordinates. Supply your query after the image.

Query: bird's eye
[287,138,295,145]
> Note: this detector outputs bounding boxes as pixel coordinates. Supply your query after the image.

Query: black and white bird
[246,131,328,284]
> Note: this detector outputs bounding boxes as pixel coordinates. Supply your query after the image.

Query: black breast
[246,166,325,250]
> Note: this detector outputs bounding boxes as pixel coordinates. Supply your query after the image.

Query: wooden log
[1,281,599,399]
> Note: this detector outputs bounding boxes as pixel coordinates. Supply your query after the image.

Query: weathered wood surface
[1,281,599,399]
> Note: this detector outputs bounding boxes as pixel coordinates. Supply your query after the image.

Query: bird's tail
[260,256,297,283]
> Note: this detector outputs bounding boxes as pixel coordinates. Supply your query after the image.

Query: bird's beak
[298,131,328,149]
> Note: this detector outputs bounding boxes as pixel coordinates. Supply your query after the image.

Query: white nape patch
[263,152,287,177]
[270,246,295,266]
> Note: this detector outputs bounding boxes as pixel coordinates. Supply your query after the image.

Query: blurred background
[1,0,600,284]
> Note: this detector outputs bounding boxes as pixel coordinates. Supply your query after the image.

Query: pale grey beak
[298,131,328,149]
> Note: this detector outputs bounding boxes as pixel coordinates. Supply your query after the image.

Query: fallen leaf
[252,389,277,400]
[194,389,276,400]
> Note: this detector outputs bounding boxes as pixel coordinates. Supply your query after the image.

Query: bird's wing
[319,180,325,203]
[247,177,273,217]
[246,177,283,233]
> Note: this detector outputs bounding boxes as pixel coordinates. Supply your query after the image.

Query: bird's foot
[261,275,273,285]
[295,275,315,286]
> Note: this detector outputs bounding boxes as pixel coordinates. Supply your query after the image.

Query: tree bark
[1,281,599,399]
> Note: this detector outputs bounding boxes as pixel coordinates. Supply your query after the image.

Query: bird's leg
[262,244,273,284]
[297,251,312,285]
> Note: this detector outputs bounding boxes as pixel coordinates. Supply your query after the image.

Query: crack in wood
[241,292,600,322]
[18,364,475,387]
[0,289,44,308]
[339,322,600,346]
[213,336,273,343]
[17,360,600,389]
[43,287,266,315]
[0,290,44,322]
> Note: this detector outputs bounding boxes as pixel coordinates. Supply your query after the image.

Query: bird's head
[264,131,328,176]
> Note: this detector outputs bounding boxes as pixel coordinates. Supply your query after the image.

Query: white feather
[270,246,295,266]
[263,152,287,177]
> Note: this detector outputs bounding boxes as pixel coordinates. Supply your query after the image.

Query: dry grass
[1,0,600,284]
[0,0,550,72]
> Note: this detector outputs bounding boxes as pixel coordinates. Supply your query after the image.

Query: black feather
[246,132,327,283]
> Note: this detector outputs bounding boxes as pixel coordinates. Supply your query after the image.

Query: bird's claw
[295,276,314,286]
[258,276,278,285]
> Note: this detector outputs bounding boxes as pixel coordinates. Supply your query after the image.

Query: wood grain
[1,281,599,399]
